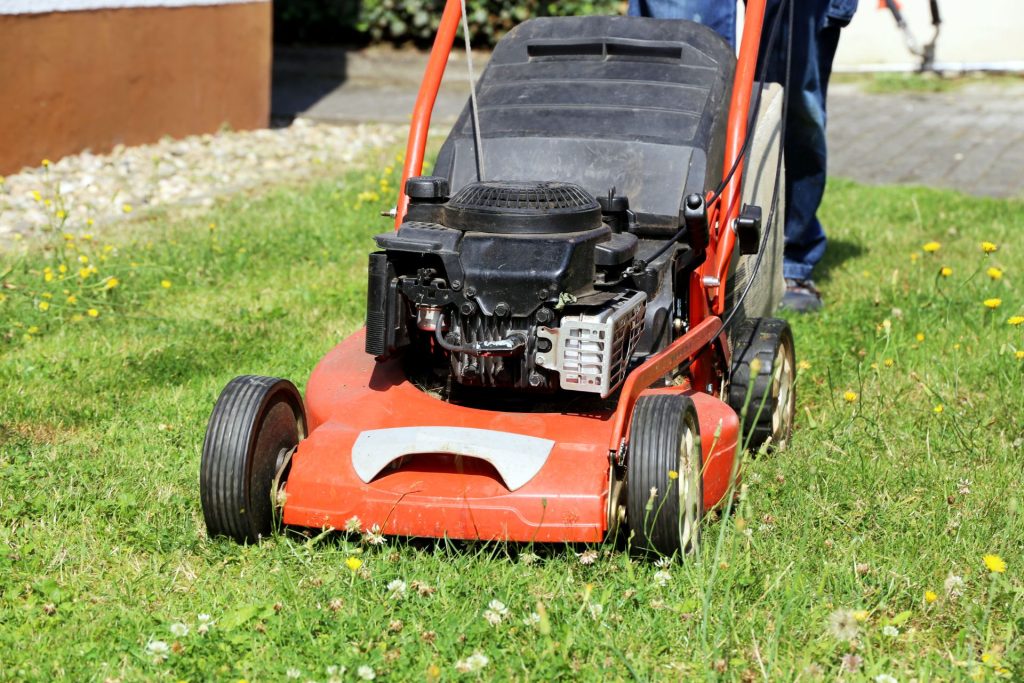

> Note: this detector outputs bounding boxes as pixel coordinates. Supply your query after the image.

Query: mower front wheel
[200,375,306,544]
[626,394,703,558]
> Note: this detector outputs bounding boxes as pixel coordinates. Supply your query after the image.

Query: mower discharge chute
[200,0,797,557]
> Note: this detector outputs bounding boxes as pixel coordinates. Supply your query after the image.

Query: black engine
[366,178,653,397]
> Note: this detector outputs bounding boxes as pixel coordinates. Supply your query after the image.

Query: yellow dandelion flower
[43,199,52,207]
[58,264,67,274]
[208,222,216,231]
[122,203,133,214]
[41,158,51,167]
[82,233,93,241]
[852,610,869,622]
[66,294,77,304]
[31,190,42,202]
[916,332,925,342]
[1007,316,1024,326]
[844,391,858,403]
[940,266,953,277]
[910,253,920,263]
[922,241,941,253]
[981,241,998,254]
[161,279,172,289]
[983,554,1006,573]
[984,298,1002,309]
[987,267,1003,280]
[44,271,54,282]
[925,590,937,603]
[1016,350,1024,361]
[667,470,679,480]
[934,404,943,414]
[41,292,52,299]
[55,209,66,219]
[27,325,39,334]
[38,301,50,311]
[78,267,91,279]
[71,314,83,322]
[884,358,894,367]
[87,308,99,318]
[103,245,113,253]
[345,556,363,572]
[104,277,119,290]
[78,254,89,264]
[797,360,812,371]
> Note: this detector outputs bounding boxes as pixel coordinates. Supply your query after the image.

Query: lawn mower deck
[200,1,797,557]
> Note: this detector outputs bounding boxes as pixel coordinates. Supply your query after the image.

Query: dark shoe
[781,278,823,313]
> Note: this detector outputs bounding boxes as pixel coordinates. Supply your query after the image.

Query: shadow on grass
[815,238,866,285]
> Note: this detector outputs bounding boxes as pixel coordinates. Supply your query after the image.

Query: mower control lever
[682,193,709,252]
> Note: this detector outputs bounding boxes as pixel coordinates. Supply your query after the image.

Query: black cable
[720,0,794,334]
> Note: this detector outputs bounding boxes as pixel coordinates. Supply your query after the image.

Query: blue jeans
[628,0,853,281]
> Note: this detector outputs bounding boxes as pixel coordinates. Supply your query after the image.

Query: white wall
[834,0,1024,70]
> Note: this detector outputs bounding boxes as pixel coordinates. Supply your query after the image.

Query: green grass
[1,159,1023,681]
[832,71,1024,95]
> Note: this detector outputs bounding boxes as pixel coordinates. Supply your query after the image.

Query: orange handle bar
[396,0,463,228]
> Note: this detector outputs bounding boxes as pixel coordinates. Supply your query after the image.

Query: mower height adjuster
[735,204,763,255]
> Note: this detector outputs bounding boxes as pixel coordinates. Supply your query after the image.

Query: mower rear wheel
[729,318,796,452]
[626,394,703,558]
[200,375,306,544]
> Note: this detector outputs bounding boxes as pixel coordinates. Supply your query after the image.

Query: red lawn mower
[200,0,797,557]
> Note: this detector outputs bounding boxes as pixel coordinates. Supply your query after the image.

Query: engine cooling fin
[442,180,603,234]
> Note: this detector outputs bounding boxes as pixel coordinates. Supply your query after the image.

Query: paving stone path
[274,47,1024,199]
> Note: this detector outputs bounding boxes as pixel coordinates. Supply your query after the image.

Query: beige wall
[0,2,271,175]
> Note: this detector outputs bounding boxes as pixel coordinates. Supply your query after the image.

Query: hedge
[274,0,624,46]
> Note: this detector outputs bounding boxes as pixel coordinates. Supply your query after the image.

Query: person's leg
[628,0,737,46]
[758,0,833,310]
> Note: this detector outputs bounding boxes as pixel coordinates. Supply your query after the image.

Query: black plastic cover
[434,16,735,235]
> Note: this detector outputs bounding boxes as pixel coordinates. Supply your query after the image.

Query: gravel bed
[0,120,404,240]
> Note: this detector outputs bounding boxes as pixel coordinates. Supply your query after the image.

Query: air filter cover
[442,180,603,234]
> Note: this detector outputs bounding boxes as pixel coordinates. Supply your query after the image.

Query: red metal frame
[283,3,770,542]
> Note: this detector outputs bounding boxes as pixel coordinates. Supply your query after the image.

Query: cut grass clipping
[1,158,1023,680]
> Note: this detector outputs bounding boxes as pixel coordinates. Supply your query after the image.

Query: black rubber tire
[200,375,306,544]
[729,317,796,452]
[626,394,703,558]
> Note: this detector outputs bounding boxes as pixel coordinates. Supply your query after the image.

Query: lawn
[1,152,1022,682]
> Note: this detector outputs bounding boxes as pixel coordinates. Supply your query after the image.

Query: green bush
[274,0,624,46]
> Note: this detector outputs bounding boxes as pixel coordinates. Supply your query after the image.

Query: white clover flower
[326,665,339,676]
[344,516,362,533]
[357,665,376,680]
[456,652,490,673]
[653,570,672,587]
[483,610,502,626]
[654,557,673,569]
[519,552,540,566]
[587,603,604,620]
[387,579,407,599]
[197,613,212,624]
[523,612,541,627]
[146,639,170,659]
[577,549,598,565]
[874,675,898,683]
[286,668,301,679]
[363,524,386,546]
[882,625,899,638]
[169,622,189,637]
